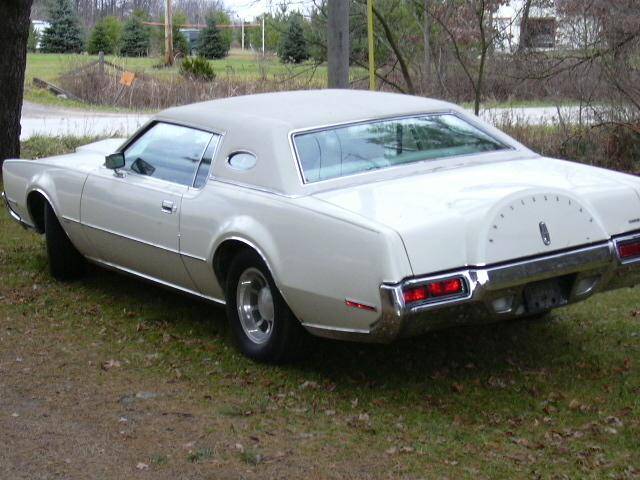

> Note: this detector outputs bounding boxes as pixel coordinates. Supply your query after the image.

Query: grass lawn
[0,136,638,478]
[24,50,346,110]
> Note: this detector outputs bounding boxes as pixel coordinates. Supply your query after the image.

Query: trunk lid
[314,157,640,275]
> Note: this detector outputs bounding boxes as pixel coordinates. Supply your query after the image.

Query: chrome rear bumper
[359,236,640,342]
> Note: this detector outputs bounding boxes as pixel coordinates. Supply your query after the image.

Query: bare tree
[0,0,33,169]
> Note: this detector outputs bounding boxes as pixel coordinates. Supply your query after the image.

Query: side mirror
[105,152,125,170]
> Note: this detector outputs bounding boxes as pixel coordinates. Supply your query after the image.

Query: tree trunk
[517,0,533,53]
[0,0,33,173]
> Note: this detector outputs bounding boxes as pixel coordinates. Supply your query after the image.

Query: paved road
[20,101,587,141]
[20,102,150,141]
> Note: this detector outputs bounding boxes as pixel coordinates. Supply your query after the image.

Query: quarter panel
[179,182,413,332]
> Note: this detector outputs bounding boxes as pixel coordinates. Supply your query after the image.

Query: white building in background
[31,20,50,50]
[494,0,599,53]
[495,1,558,52]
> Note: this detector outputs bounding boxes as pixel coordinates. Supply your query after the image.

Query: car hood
[313,157,640,276]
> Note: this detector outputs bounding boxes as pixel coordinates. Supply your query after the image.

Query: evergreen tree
[102,16,123,54]
[27,23,39,53]
[120,15,150,57]
[40,0,84,53]
[278,15,309,64]
[87,20,114,55]
[197,15,230,59]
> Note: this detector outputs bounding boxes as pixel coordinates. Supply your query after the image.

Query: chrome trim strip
[86,256,226,305]
[180,251,208,262]
[301,322,370,335]
[288,110,515,186]
[82,222,182,255]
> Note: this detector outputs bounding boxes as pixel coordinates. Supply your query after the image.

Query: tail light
[403,276,466,306]
[617,238,640,261]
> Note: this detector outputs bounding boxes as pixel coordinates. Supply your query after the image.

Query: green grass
[2,137,639,478]
[23,50,343,111]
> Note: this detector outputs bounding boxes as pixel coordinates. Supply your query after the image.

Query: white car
[4,90,640,362]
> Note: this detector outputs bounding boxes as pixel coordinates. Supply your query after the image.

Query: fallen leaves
[101,359,121,370]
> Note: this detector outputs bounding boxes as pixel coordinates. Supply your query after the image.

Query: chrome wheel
[236,267,275,344]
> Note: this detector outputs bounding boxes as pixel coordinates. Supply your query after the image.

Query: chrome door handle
[161,200,175,214]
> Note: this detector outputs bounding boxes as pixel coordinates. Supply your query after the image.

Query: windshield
[293,113,509,183]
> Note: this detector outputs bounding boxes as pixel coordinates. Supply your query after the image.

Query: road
[20,101,588,141]
[20,102,150,141]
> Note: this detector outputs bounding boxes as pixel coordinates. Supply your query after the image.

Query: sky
[224,0,315,20]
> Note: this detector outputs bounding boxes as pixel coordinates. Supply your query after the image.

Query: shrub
[278,15,309,64]
[197,15,230,59]
[180,56,216,81]
[120,15,150,57]
[87,21,114,55]
[102,16,123,54]
[40,0,84,53]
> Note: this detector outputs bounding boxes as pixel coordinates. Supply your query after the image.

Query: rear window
[293,114,508,183]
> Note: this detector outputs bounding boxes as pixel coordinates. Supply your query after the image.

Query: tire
[225,249,307,363]
[44,202,86,281]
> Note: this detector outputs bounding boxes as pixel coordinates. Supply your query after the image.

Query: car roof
[157,89,454,133]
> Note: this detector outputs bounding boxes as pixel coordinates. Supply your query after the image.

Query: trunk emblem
[539,222,551,245]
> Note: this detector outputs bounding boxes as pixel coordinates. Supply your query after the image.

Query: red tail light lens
[403,277,465,305]
[618,239,640,260]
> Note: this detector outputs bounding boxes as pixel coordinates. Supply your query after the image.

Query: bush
[120,15,150,57]
[87,21,114,55]
[40,0,84,53]
[197,15,230,59]
[278,15,309,64]
[180,56,216,81]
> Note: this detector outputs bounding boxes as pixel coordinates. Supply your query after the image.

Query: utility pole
[367,0,375,90]
[164,0,173,66]
[327,0,349,88]
[262,15,265,55]
[241,21,245,51]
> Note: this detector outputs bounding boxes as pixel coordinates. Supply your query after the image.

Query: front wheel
[225,250,306,363]
[44,202,86,281]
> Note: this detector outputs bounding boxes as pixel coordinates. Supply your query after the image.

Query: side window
[228,152,257,171]
[123,123,212,187]
[193,135,221,189]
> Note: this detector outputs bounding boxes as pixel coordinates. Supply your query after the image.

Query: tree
[27,22,39,53]
[102,16,124,54]
[0,0,34,170]
[40,0,84,53]
[278,14,309,63]
[87,20,115,54]
[197,14,230,59]
[120,13,150,57]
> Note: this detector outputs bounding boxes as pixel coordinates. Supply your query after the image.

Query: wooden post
[241,21,245,51]
[98,51,105,75]
[327,0,350,88]
[261,15,265,55]
[367,0,375,90]
[164,0,173,66]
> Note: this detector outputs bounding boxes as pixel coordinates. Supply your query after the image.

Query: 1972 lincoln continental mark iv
[3,90,640,362]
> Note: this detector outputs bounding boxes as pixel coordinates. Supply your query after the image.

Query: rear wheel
[225,250,306,363]
[44,202,86,281]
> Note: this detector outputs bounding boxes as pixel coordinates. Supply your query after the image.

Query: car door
[81,122,214,291]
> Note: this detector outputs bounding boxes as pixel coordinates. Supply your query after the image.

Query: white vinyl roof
[157,89,454,133]
[150,90,526,196]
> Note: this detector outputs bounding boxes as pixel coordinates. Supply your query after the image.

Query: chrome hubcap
[236,268,275,344]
